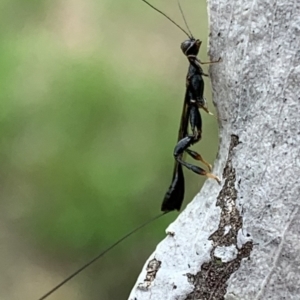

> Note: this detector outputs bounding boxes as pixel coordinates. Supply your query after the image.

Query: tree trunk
[128,0,300,299]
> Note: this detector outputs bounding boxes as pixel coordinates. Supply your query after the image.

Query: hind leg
[174,136,221,184]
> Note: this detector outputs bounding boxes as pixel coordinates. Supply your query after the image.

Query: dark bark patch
[137,258,162,291]
[185,135,253,300]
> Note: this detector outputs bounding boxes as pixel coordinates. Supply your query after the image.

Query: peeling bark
[129,0,300,299]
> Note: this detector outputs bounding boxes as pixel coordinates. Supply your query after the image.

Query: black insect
[161,78,221,211]
[143,1,222,212]
[37,2,221,299]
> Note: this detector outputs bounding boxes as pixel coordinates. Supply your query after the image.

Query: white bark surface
[129,0,300,299]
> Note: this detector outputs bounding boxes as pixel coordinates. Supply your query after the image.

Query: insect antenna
[177,0,194,38]
[141,0,192,38]
[38,211,168,300]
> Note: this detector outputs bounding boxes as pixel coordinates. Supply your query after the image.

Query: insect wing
[161,89,190,212]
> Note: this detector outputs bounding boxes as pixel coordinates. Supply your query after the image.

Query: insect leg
[185,149,212,172]
[188,56,222,65]
[173,136,220,184]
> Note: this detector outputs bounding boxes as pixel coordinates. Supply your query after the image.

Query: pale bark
[129,0,300,299]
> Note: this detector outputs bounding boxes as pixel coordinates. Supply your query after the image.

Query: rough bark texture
[128,0,300,299]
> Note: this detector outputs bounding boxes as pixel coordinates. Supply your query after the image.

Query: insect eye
[180,40,191,53]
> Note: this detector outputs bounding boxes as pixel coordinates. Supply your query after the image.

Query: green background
[0,0,218,299]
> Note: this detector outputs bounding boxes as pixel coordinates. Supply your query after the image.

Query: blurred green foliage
[0,0,219,299]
